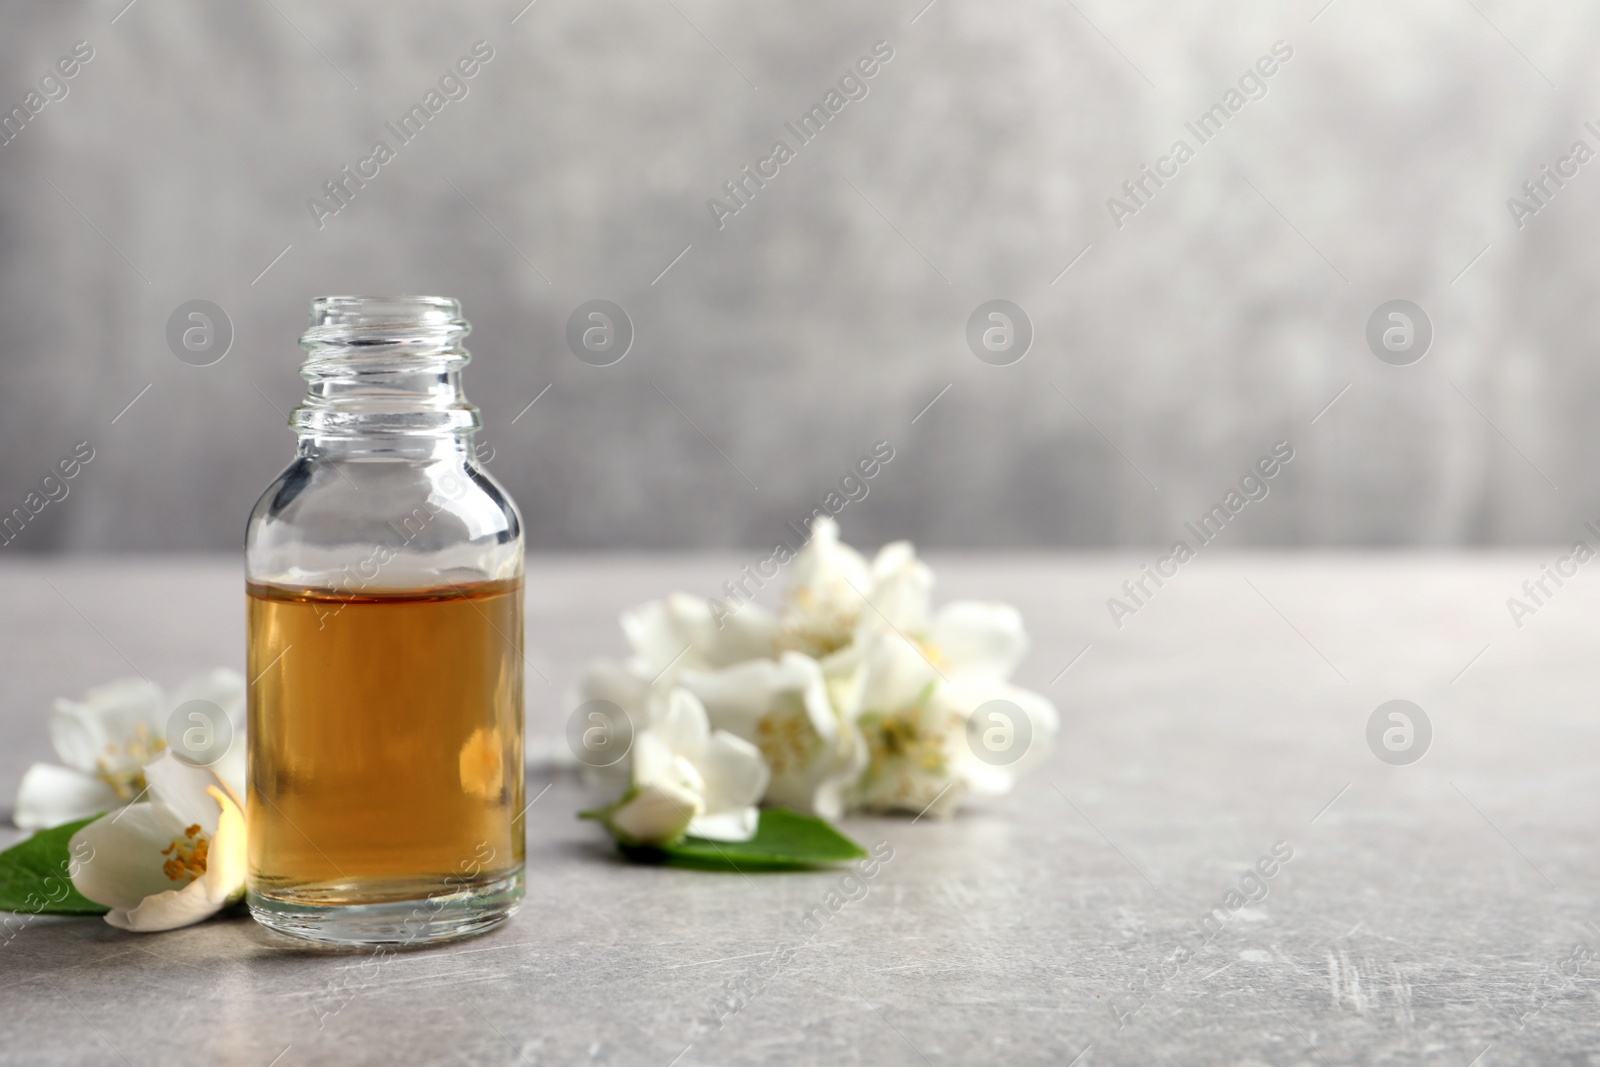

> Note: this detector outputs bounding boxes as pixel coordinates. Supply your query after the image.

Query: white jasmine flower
[840,602,1058,818]
[69,752,246,932]
[572,594,777,787]
[575,520,1057,826]
[837,628,948,813]
[777,518,936,667]
[574,593,778,789]
[678,651,865,820]
[622,593,778,687]
[13,669,245,831]
[855,540,937,640]
[774,517,873,657]
[921,600,1032,680]
[599,688,769,847]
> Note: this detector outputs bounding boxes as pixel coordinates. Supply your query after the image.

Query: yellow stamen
[756,713,813,777]
[93,722,167,802]
[858,706,952,786]
[774,587,864,657]
[160,826,210,884]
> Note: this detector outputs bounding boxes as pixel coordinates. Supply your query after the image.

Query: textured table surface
[1,553,1597,1066]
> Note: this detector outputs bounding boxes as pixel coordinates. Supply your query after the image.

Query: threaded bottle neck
[292,296,481,441]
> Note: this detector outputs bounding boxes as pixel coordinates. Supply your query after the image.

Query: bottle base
[247,869,524,947]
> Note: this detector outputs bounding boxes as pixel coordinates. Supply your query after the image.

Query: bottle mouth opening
[308,295,464,330]
[300,296,471,363]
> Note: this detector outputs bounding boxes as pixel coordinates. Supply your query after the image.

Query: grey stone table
[1,554,1596,1066]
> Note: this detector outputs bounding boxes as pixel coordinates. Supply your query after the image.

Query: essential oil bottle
[245,296,525,945]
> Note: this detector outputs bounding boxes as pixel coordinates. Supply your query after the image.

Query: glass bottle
[245,296,524,945]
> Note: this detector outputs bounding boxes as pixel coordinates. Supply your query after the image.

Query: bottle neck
[298,433,474,463]
[291,296,481,453]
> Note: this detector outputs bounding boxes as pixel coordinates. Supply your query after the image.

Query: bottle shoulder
[246,455,522,587]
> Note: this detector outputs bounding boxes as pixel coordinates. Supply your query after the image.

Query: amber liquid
[247,577,524,905]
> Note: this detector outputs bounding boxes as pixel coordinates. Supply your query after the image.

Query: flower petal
[697,731,769,816]
[199,785,246,909]
[211,738,247,802]
[13,763,120,831]
[661,593,777,669]
[937,680,1060,791]
[629,731,675,789]
[930,601,1030,680]
[571,661,654,795]
[805,745,866,821]
[678,653,863,820]
[679,653,836,742]
[68,802,189,913]
[787,516,870,593]
[775,517,873,656]
[869,539,917,583]
[849,689,963,816]
[577,659,652,715]
[105,786,244,932]
[170,668,246,725]
[687,807,760,842]
[854,631,940,719]
[866,551,934,633]
[604,781,701,847]
[649,689,712,763]
[620,599,687,676]
[144,752,228,833]
[839,545,933,658]
[49,678,165,776]
[104,880,222,933]
[622,596,778,682]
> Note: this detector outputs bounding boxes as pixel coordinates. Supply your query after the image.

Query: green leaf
[0,816,110,916]
[616,808,868,872]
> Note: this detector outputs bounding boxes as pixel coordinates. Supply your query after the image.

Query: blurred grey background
[2,0,1598,552]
